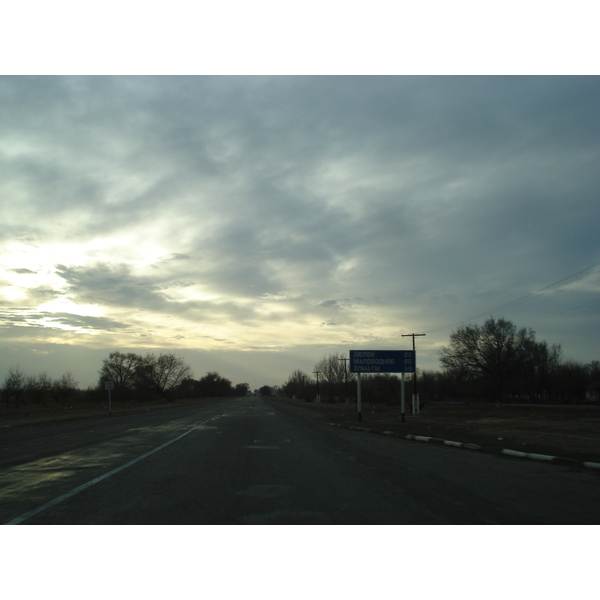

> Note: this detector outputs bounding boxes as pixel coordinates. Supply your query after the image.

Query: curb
[327,422,600,471]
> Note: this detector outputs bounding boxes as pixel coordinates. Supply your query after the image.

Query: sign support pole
[349,350,415,424]
[357,373,362,422]
[401,372,405,423]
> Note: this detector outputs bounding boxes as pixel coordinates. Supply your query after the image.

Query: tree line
[98,352,250,401]
[281,356,409,404]
[435,317,599,404]
[2,367,79,409]
[280,318,600,405]
[2,351,250,409]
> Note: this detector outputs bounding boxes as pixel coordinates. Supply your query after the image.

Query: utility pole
[337,357,349,405]
[313,370,321,403]
[402,333,426,413]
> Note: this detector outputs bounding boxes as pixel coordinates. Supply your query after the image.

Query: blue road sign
[349,350,415,373]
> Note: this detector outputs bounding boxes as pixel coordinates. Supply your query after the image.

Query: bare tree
[3,367,26,409]
[25,372,53,405]
[136,353,193,400]
[282,369,314,400]
[589,361,600,400]
[51,373,79,404]
[195,372,234,397]
[99,352,141,390]
[313,353,353,402]
[439,317,535,402]
[234,383,250,396]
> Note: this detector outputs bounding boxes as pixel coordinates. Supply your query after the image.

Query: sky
[2,4,597,588]
[1,75,599,390]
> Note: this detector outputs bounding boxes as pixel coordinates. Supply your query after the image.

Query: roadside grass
[0,396,226,428]
[274,398,600,463]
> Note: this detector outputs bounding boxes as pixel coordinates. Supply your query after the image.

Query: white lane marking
[5,419,210,525]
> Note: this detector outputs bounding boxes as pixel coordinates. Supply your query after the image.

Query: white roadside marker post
[105,380,114,416]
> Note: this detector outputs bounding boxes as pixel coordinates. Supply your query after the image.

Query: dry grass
[277,398,600,463]
[0,397,220,428]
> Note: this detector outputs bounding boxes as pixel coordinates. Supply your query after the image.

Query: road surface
[2,397,599,524]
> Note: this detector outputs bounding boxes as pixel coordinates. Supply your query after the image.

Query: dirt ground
[0,398,214,429]
[275,398,600,464]
[2,396,600,464]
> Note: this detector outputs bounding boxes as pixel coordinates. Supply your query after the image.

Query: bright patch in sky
[1,75,599,389]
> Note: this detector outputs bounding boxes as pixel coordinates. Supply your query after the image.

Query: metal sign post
[350,350,415,422]
[401,372,405,423]
[104,380,115,416]
[357,373,362,422]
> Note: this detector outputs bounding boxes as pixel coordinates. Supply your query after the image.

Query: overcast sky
[1,75,599,390]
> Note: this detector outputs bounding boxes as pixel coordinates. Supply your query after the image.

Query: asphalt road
[2,396,599,524]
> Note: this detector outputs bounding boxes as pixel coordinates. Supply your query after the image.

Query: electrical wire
[527,298,600,326]
[424,259,600,334]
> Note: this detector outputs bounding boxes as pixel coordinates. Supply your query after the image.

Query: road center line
[5,419,209,525]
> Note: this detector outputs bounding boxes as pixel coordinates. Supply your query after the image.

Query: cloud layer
[1,76,599,387]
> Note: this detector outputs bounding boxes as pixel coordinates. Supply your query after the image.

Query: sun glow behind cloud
[1,75,599,389]
[1,286,28,301]
[37,299,104,318]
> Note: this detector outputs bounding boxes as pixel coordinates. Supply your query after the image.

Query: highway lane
[2,396,599,524]
[0,402,228,470]
[0,400,232,524]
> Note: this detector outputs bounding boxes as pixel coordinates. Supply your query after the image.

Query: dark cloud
[9,268,37,274]
[25,286,62,305]
[1,76,599,387]
[319,300,340,308]
[54,263,157,308]
[44,313,128,331]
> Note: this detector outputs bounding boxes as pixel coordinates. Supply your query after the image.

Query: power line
[527,297,600,326]
[425,259,600,335]
[493,275,600,318]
